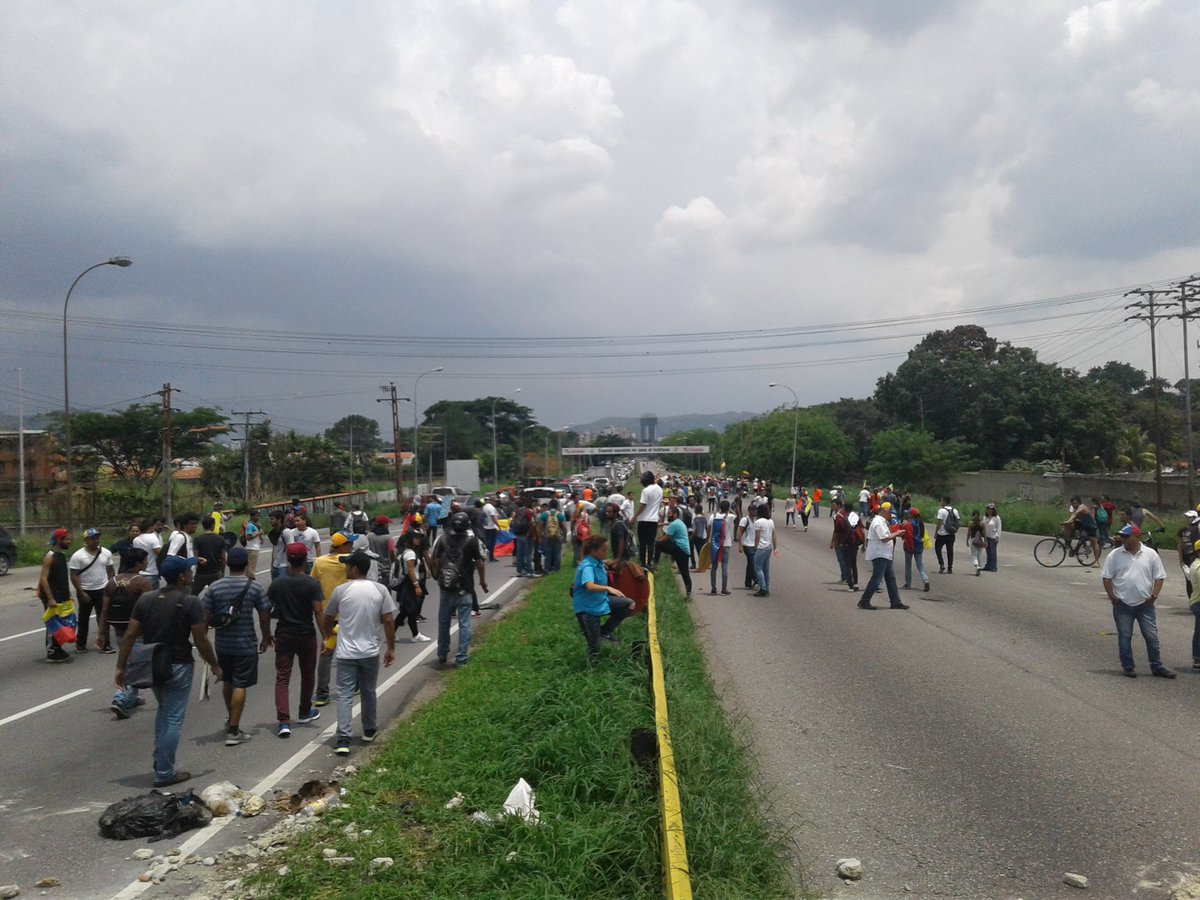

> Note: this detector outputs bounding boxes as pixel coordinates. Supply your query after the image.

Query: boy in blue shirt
[572,535,633,664]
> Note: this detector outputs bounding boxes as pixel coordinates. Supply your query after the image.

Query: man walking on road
[282,514,321,573]
[132,518,165,588]
[266,542,326,738]
[323,550,398,755]
[115,555,222,787]
[431,512,488,667]
[859,504,908,610]
[310,533,353,706]
[200,547,272,746]
[1102,524,1174,678]
[38,528,74,663]
[935,497,959,574]
[101,548,151,718]
[983,503,1002,572]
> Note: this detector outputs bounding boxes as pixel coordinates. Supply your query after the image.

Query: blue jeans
[904,549,929,587]
[272,565,286,581]
[1192,604,1200,664]
[514,535,533,575]
[438,590,472,664]
[753,546,772,592]
[709,545,729,592]
[111,624,141,710]
[861,557,901,606]
[151,662,194,784]
[1112,601,1164,671]
[835,546,850,583]
[336,655,380,740]
[542,538,563,572]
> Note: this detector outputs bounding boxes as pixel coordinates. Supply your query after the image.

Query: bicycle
[1034,531,1097,567]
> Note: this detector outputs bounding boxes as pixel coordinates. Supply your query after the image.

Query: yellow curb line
[646,571,693,899]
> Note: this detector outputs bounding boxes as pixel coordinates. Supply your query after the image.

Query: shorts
[1077,523,1098,538]
[216,653,259,688]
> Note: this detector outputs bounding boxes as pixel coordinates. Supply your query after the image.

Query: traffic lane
[0,553,516,900]
[690,522,1200,898]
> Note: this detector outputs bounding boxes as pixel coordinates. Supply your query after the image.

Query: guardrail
[645,573,693,900]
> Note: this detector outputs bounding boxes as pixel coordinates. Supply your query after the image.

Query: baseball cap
[986,502,996,509]
[48,528,69,546]
[160,556,197,580]
[285,542,309,563]
[84,528,101,538]
[374,515,391,525]
[909,507,920,517]
[1186,510,1200,521]
[1116,524,1141,538]
[880,502,892,510]
[226,546,249,568]
[339,549,376,573]
[331,532,352,548]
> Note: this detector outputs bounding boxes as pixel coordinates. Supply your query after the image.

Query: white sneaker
[411,633,431,643]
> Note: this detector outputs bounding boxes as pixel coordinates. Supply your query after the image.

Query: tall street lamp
[412,366,443,496]
[63,256,132,530]
[556,424,573,475]
[768,382,799,495]
[493,388,520,489]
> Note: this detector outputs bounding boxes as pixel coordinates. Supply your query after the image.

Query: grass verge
[246,565,796,898]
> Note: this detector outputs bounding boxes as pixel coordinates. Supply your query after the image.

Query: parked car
[521,486,561,507]
[0,525,17,576]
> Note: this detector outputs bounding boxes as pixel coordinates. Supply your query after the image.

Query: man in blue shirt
[424,497,444,544]
[572,535,633,664]
[200,547,273,746]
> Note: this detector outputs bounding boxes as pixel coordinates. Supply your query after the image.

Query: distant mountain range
[573,411,755,437]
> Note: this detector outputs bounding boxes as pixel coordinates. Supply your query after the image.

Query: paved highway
[690,518,1200,898]
[0,529,522,899]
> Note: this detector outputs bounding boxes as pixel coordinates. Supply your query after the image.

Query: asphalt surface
[0,528,523,899]
[690,516,1200,899]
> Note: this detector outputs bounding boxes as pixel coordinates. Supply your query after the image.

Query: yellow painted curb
[646,572,693,899]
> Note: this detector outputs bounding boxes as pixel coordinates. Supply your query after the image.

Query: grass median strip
[248,562,796,898]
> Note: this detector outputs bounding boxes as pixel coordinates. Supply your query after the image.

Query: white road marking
[0,627,44,643]
[0,688,92,727]
[112,575,521,899]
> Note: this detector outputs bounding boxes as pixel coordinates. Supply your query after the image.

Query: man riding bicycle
[1063,496,1102,568]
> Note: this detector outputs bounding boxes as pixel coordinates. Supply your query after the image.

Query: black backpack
[108,576,139,624]
[509,509,529,536]
[436,535,470,592]
[943,508,960,534]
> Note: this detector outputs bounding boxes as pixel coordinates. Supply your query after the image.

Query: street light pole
[493,388,520,489]
[412,366,443,497]
[768,382,799,495]
[63,256,132,531]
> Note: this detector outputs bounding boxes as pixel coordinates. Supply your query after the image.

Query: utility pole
[1126,289,1171,511]
[159,383,178,524]
[230,409,266,508]
[17,367,26,535]
[377,384,411,503]
[1162,275,1200,509]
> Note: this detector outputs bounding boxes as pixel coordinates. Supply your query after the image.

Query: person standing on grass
[266,542,325,738]
[573,535,633,664]
[657,506,693,598]
[983,503,1002,572]
[635,471,664,569]
[858,504,908,611]
[431,512,488,667]
[751,505,777,598]
[200,547,272,747]
[115,555,222,788]
[608,503,633,562]
[538,499,567,573]
[709,498,734,595]
[101,548,151,718]
[69,527,116,654]
[1101,524,1173,678]
[323,550,398,756]
[901,508,931,593]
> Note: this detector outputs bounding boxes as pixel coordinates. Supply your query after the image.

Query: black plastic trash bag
[98,790,212,841]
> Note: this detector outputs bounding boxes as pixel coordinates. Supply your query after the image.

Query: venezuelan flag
[42,600,78,646]
[494,519,515,558]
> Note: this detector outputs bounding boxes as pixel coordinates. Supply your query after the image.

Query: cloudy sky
[2,0,1198,441]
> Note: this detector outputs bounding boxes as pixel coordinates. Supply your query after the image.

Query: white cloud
[1063,0,1162,55]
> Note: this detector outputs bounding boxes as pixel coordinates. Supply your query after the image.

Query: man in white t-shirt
[935,496,960,574]
[132,518,165,587]
[858,486,871,517]
[69,528,116,653]
[858,503,908,610]
[620,492,635,524]
[481,498,500,561]
[282,514,321,572]
[323,550,398,756]
[1101,524,1173,678]
[751,507,778,597]
[634,471,664,568]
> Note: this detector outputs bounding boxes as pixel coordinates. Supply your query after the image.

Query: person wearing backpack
[509,499,534,576]
[199,547,272,747]
[348,503,370,535]
[935,496,960,574]
[430,512,488,667]
[102,547,152,718]
[538,499,567,573]
[901,508,931,592]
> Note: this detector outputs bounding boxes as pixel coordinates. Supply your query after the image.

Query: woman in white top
[708,498,735,595]
[737,499,758,590]
[751,507,778,597]
[635,471,664,569]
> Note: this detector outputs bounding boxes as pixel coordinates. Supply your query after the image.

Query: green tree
[726,410,852,486]
[64,403,226,489]
[1088,361,1147,395]
[660,428,722,473]
[865,427,976,494]
[325,415,382,460]
[262,431,347,496]
[818,397,888,475]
